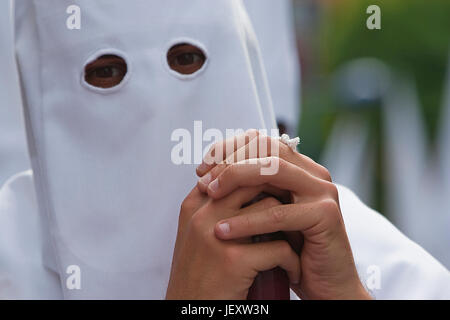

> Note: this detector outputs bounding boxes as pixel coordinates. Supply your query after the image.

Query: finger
[250,136,331,182]
[196,130,261,177]
[198,134,276,181]
[206,157,330,200]
[204,187,288,227]
[217,186,266,210]
[223,134,274,165]
[239,240,301,284]
[199,133,332,183]
[198,161,291,204]
[202,152,327,195]
[222,183,293,209]
[215,201,340,240]
[197,163,229,193]
[239,196,282,214]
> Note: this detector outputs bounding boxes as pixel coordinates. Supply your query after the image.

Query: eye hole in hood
[167,43,206,75]
[84,54,128,89]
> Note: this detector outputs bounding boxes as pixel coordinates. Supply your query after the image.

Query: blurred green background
[293,0,450,215]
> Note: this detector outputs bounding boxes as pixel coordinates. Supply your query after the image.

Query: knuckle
[189,210,216,242]
[276,157,288,172]
[241,214,252,231]
[318,198,341,224]
[223,246,242,266]
[190,210,207,233]
[323,181,339,200]
[269,206,287,224]
[180,198,194,215]
[318,165,333,182]
[319,198,338,214]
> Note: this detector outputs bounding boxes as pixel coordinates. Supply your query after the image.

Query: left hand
[195,130,371,300]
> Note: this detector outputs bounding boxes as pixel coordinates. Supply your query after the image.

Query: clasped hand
[166,131,371,300]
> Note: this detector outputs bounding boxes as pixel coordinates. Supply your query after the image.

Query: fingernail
[208,179,220,193]
[217,222,230,234]
[198,172,212,187]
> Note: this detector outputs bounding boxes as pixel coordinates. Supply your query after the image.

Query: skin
[168,130,372,300]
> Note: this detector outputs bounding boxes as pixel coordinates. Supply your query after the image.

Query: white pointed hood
[14,0,276,299]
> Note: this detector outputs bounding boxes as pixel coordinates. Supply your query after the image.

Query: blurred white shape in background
[323,56,450,268]
[322,115,375,206]
[333,58,391,106]
[322,58,391,206]
[382,78,429,242]
[379,55,450,268]
[244,0,301,136]
[383,71,450,268]
[439,55,450,265]
[438,54,450,213]
[0,0,29,186]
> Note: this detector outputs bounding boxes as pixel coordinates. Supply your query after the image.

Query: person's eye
[167,43,206,75]
[84,55,128,88]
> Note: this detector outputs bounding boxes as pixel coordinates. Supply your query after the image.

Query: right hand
[195,131,371,300]
[166,186,300,300]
